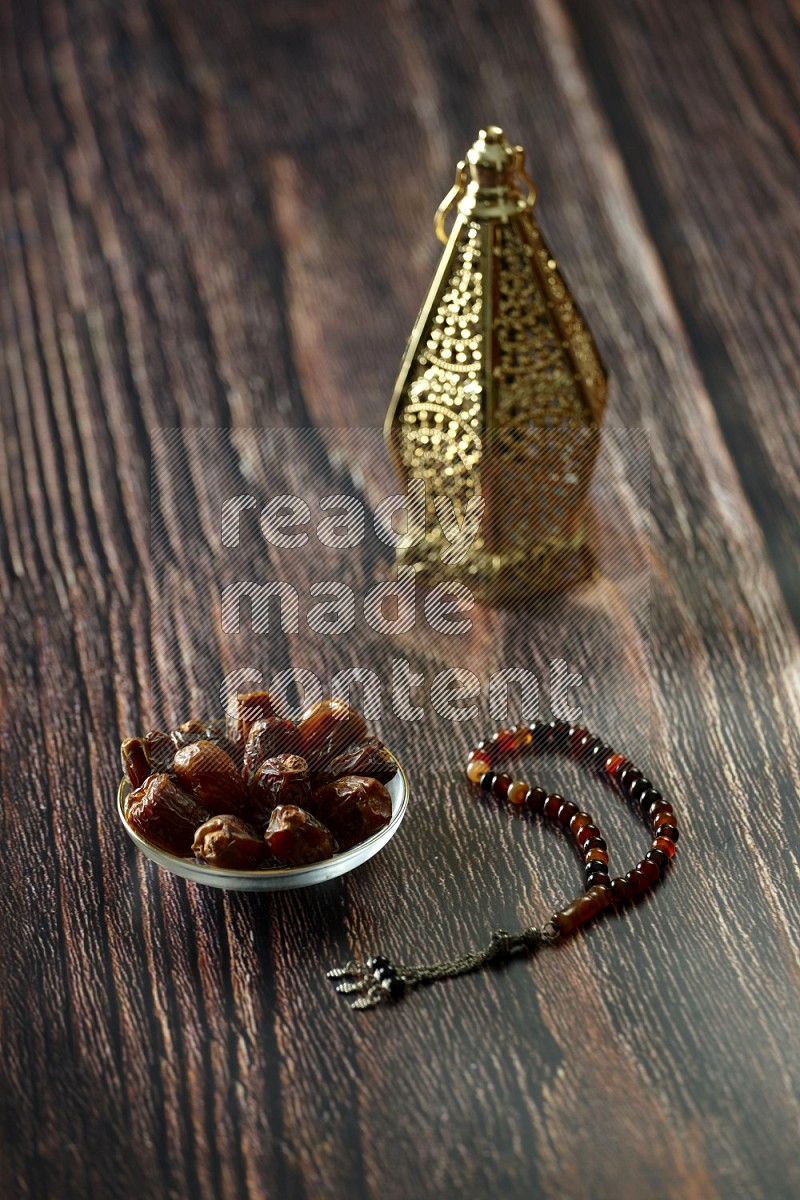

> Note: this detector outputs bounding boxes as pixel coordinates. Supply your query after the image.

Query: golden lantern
[384,126,608,603]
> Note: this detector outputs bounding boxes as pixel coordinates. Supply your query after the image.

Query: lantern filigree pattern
[385,126,608,602]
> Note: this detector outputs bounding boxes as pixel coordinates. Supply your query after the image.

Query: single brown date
[297,698,367,769]
[172,740,250,817]
[264,805,337,866]
[319,737,397,785]
[126,774,209,857]
[121,731,176,786]
[243,718,303,786]
[143,729,177,773]
[171,718,243,766]
[307,774,392,851]
[225,691,276,743]
[250,754,311,821]
[121,737,151,789]
[202,718,245,769]
[192,815,266,869]
[171,719,207,747]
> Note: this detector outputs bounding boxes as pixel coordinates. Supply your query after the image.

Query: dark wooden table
[2,1,799,1197]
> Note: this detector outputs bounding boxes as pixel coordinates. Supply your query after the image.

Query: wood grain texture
[1,1,799,1198]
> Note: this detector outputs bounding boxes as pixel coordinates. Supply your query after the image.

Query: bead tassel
[329,721,679,1009]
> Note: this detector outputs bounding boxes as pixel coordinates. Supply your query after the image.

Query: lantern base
[395,528,597,606]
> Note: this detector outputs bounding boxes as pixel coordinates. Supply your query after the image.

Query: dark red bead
[495,729,517,756]
[646,847,669,870]
[626,867,650,895]
[585,872,610,892]
[576,823,602,847]
[610,876,632,904]
[578,734,600,762]
[590,743,611,773]
[637,858,660,885]
[605,753,626,778]
[630,777,652,802]
[581,835,607,853]
[528,724,547,754]
[467,749,491,767]
[543,793,564,820]
[569,727,588,756]
[639,786,661,812]
[549,720,571,750]
[655,822,679,843]
[527,786,547,812]
[557,801,579,825]
[492,772,512,799]
[569,812,593,836]
[624,768,643,794]
[649,799,675,821]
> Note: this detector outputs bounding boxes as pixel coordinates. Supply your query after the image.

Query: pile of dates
[120,694,397,869]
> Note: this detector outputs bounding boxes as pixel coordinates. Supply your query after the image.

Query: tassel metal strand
[327,924,557,1011]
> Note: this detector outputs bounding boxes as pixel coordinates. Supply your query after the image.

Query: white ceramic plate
[117,754,409,891]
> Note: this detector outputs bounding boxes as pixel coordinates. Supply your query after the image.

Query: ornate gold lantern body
[384,126,608,603]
